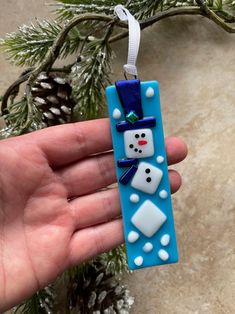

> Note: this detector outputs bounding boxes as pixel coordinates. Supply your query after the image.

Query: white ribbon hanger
[114,4,141,78]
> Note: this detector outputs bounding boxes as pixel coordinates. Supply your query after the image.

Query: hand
[0,118,187,311]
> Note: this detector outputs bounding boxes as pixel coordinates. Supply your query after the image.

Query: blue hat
[115,79,156,132]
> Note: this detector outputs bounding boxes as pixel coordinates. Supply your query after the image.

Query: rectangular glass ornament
[106,80,178,270]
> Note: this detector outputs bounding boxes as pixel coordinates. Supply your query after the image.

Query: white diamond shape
[131,200,167,237]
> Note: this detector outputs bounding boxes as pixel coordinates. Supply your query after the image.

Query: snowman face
[131,162,163,194]
[124,128,154,158]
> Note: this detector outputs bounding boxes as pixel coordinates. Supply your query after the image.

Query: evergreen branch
[53,0,235,22]
[0,20,83,66]
[25,14,118,86]
[2,4,235,133]
[0,96,44,137]
[1,71,31,115]
[26,5,235,85]
[216,9,235,22]
[71,25,114,119]
[53,0,123,21]
[24,14,118,131]
[13,286,55,314]
[100,245,128,275]
[128,0,165,19]
[2,5,233,132]
[109,5,235,44]
[196,0,235,31]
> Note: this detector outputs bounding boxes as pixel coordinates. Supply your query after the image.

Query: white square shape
[131,162,163,194]
[124,128,154,158]
[131,200,167,237]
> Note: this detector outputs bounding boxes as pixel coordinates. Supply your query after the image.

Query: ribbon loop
[114,5,141,78]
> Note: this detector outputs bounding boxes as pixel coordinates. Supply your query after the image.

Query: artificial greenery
[13,286,55,314]
[1,0,235,136]
[2,20,83,67]
[0,0,235,312]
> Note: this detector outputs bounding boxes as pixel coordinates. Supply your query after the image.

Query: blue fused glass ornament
[106,80,179,270]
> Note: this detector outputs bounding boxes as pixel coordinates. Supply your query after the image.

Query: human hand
[0,118,187,311]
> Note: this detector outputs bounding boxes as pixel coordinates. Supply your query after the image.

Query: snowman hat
[115,79,156,132]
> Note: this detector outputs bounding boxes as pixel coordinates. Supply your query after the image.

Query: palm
[0,141,73,308]
[0,119,187,311]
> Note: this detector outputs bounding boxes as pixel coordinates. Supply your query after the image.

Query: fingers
[58,137,187,197]
[58,152,116,198]
[169,169,182,194]
[69,218,124,267]
[70,188,121,230]
[165,137,187,165]
[69,168,181,232]
[33,118,112,167]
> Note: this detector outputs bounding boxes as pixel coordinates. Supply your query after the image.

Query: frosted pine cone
[32,72,75,126]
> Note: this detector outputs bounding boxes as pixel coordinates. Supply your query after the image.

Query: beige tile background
[1,1,235,313]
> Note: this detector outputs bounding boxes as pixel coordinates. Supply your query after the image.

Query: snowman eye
[135,134,140,138]
[141,133,146,138]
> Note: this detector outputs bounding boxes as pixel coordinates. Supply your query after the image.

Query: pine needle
[0,20,82,66]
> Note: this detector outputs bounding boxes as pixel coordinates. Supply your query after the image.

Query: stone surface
[1,2,235,314]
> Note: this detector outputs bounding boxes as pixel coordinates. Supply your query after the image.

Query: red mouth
[138,140,148,145]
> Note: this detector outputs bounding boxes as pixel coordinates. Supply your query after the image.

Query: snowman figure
[115,80,163,195]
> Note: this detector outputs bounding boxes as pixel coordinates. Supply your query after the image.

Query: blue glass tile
[119,165,138,185]
[115,80,143,119]
[117,158,138,168]
[116,117,156,132]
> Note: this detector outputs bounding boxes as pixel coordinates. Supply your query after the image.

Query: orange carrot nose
[138,140,147,145]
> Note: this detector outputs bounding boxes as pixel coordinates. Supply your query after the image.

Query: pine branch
[109,5,235,44]
[100,245,128,275]
[1,0,235,71]
[53,0,124,21]
[53,0,235,22]
[71,30,113,119]
[0,20,83,66]
[1,2,234,134]
[13,286,55,314]
[0,96,45,138]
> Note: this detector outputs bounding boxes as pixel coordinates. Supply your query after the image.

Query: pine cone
[32,72,75,126]
[69,261,134,314]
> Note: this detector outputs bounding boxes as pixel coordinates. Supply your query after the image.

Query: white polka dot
[156,155,164,163]
[158,249,169,261]
[127,231,139,243]
[143,242,153,253]
[159,190,168,199]
[112,108,121,119]
[146,87,154,98]
[134,256,143,266]
[130,193,140,203]
[160,234,170,246]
